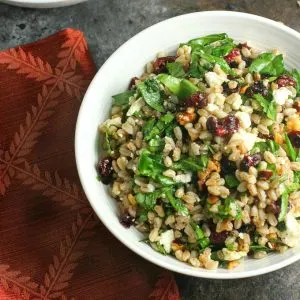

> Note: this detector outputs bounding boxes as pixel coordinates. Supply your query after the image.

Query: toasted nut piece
[239,84,249,94]
[176,111,196,125]
[274,133,283,144]
[207,195,219,204]
[171,242,185,252]
[287,118,300,132]
[227,260,240,269]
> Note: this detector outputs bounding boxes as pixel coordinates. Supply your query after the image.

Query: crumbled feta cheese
[229,129,257,152]
[231,94,243,110]
[205,72,226,87]
[222,248,247,261]
[174,173,192,183]
[235,111,251,129]
[273,87,293,105]
[159,230,174,253]
[126,98,145,116]
[280,213,300,247]
[206,103,218,113]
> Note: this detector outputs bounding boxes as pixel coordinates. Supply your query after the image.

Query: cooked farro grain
[97,33,300,270]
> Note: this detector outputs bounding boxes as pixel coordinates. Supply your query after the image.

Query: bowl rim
[75,10,300,279]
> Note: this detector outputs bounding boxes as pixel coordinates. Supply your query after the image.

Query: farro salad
[98,33,300,270]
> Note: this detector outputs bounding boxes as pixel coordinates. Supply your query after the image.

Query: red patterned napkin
[0,29,180,300]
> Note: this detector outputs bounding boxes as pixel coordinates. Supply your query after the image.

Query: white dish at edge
[75,11,300,279]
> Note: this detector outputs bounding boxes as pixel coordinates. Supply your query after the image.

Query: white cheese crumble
[126,98,145,116]
[229,129,257,152]
[206,103,219,113]
[235,111,251,129]
[159,230,174,253]
[273,87,293,105]
[222,248,247,261]
[280,213,300,247]
[205,72,227,87]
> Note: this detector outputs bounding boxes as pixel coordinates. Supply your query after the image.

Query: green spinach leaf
[225,174,239,188]
[190,222,210,249]
[249,53,284,76]
[137,78,164,112]
[172,156,208,172]
[253,94,277,121]
[187,33,228,48]
[167,62,185,78]
[165,189,189,216]
[112,90,135,107]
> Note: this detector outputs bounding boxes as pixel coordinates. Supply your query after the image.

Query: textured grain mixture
[98,33,300,269]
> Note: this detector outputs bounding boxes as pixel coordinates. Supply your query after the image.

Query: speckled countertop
[0,0,300,299]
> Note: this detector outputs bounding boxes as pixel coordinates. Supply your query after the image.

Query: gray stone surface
[0,0,299,299]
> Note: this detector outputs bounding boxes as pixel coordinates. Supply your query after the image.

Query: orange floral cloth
[0,29,180,300]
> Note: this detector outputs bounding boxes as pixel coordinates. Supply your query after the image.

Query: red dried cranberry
[246,81,268,97]
[206,116,218,132]
[258,170,273,180]
[98,157,113,184]
[240,153,262,171]
[258,132,274,140]
[220,156,236,175]
[266,201,281,215]
[206,115,239,137]
[129,76,139,89]
[222,82,240,95]
[276,75,296,88]
[223,114,239,135]
[153,56,176,74]
[293,101,300,113]
[210,230,229,245]
[288,131,300,148]
[185,92,207,109]
[224,48,240,63]
[119,214,135,228]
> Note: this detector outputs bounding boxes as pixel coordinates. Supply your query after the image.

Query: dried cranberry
[288,131,300,148]
[224,48,240,63]
[223,114,239,134]
[98,157,113,184]
[206,115,239,137]
[153,56,176,74]
[222,82,240,95]
[119,214,135,228]
[276,75,296,88]
[185,92,207,109]
[258,132,274,140]
[266,201,281,215]
[246,81,268,97]
[210,230,229,245]
[293,101,300,113]
[240,153,262,171]
[258,170,273,180]
[220,156,236,175]
[129,76,139,89]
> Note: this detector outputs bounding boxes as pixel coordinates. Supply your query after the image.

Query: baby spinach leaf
[157,74,199,100]
[284,134,297,162]
[166,62,185,78]
[190,222,210,249]
[225,174,239,188]
[278,191,289,222]
[136,190,162,210]
[197,51,233,74]
[204,38,235,57]
[187,33,228,48]
[249,53,284,76]
[172,155,208,172]
[143,113,175,141]
[209,197,241,220]
[112,90,135,107]
[253,94,277,121]
[290,69,300,95]
[250,245,271,252]
[137,78,164,112]
[165,189,189,216]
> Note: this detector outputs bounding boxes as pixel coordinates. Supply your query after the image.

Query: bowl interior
[75,11,300,278]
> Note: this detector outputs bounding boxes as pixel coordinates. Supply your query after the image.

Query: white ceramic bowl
[2,0,86,8]
[75,11,300,279]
